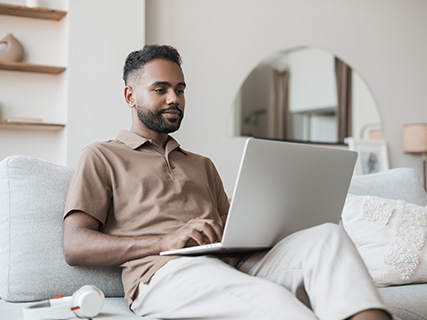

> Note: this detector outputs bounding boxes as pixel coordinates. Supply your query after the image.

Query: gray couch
[347,168,427,320]
[1,155,427,320]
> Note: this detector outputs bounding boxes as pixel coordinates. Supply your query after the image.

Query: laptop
[160,137,357,256]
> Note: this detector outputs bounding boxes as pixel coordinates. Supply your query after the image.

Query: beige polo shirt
[64,130,230,305]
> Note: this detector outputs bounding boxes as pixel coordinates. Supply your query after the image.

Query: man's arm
[63,211,224,266]
[220,214,228,227]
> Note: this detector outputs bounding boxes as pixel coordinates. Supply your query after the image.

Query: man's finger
[196,220,222,244]
[188,229,205,246]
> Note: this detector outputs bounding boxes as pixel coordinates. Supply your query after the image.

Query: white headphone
[23,285,105,320]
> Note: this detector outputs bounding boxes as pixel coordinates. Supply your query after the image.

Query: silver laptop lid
[221,138,357,248]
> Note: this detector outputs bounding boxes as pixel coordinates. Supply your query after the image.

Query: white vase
[25,0,40,8]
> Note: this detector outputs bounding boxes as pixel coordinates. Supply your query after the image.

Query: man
[63,44,392,320]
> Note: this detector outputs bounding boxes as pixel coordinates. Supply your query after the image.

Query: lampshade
[403,123,427,154]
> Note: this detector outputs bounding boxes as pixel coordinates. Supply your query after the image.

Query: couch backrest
[0,156,124,302]
[348,168,427,206]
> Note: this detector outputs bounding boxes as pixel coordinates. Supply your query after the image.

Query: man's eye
[176,89,185,94]
[154,88,165,93]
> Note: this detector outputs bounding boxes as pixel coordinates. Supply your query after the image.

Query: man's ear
[124,86,136,108]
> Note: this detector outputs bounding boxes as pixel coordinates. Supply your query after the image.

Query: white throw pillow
[342,194,427,287]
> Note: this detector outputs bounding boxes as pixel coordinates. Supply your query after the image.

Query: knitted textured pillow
[342,194,427,286]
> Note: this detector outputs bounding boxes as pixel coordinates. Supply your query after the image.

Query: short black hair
[122,44,182,85]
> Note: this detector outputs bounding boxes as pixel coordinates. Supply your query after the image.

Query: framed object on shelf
[345,137,389,175]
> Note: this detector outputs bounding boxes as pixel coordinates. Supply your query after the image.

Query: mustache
[158,105,183,115]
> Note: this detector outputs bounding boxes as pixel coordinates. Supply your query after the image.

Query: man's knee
[309,222,357,258]
[316,221,343,233]
[315,222,350,242]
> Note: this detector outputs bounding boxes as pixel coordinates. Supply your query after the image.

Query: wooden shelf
[0,3,67,21]
[0,121,65,130]
[0,3,67,138]
[0,61,66,74]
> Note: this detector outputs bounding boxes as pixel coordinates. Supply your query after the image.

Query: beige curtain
[270,69,290,140]
[335,58,353,143]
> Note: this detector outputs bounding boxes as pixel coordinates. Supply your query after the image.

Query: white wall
[0,0,144,166]
[145,0,427,195]
[66,0,144,166]
[2,0,426,193]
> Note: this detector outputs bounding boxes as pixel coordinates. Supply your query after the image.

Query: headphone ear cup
[71,285,105,318]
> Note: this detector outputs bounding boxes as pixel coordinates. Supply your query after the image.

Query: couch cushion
[378,284,427,320]
[0,156,124,302]
[348,168,427,206]
[0,297,143,320]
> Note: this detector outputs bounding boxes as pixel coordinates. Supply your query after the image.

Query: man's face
[130,59,186,134]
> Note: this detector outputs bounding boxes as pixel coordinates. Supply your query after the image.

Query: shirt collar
[116,130,186,155]
[116,130,149,149]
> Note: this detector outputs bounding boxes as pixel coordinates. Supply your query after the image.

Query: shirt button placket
[165,157,176,179]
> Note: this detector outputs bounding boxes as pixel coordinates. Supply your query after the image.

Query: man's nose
[166,90,179,105]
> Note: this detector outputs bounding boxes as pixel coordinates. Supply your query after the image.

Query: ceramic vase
[0,33,25,62]
[25,0,41,7]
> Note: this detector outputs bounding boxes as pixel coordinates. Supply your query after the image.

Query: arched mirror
[232,47,382,144]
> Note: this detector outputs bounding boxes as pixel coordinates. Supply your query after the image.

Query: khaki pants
[131,223,389,320]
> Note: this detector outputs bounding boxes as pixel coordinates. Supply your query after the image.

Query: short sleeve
[208,159,230,216]
[64,145,113,226]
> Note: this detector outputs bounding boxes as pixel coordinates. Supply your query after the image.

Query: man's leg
[131,255,317,320]
[236,223,391,320]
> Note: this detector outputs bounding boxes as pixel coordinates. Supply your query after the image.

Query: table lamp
[403,123,427,191]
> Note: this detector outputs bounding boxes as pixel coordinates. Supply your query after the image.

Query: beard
[136,104,184,134]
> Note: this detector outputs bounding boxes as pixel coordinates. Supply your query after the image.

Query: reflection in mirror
[233,47,382,144]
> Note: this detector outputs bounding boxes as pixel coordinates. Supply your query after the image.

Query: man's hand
[160,218,223,251]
